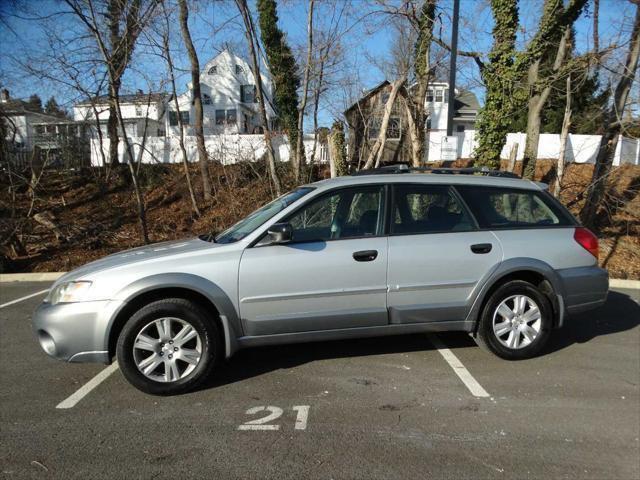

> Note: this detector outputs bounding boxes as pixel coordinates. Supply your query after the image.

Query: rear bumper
[32,300,123,364]
[557,266,609,315]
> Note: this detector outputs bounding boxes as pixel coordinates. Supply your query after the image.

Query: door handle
[470,243,492,254]
[353,250,378,262]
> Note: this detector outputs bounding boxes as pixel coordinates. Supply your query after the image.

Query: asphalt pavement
[1,281,638,479]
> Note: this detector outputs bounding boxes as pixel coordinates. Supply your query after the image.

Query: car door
[386,183,503,324]
[238,185,389,336]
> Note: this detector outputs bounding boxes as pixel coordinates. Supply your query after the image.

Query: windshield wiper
[198,232,217,243]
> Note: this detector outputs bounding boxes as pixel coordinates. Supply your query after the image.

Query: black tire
[475,280,553,360]
[116,298,220,395]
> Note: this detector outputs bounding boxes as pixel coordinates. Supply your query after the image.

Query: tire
[116,298,220,395]
[475,280,553,360]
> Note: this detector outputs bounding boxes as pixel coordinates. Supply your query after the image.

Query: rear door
[386,183,503,325]
[238,185,389,336]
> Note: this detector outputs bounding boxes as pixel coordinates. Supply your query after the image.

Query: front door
[239,185,388,336]
[386,184,503,324]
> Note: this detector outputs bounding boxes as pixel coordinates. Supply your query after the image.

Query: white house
[1,88,89,162]
[73,91,168,139]
[166,50,277,136]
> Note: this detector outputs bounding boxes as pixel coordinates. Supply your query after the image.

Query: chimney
[0,89,9,103]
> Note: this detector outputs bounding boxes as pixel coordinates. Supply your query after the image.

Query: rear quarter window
[456,186,575,229]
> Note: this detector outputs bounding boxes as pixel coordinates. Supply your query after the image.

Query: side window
[286,187,384,242]
[456,186,574,228]
[392,185,473,234]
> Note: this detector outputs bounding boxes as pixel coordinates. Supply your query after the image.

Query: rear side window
[392,185,474,234]
[456,186,574,229]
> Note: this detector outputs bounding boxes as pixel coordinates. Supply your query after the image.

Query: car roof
[308,173,544,191]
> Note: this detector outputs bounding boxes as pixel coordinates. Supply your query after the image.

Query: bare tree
[64,0,158,243]
[158,0,200,216]
[580,3,640,227]
[295,0,315,180]
[178,0,213,202]
[235,0,282,196]
[362,76,405,169]
[554,74,572,196]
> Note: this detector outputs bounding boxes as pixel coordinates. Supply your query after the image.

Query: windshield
[214,187,314,244]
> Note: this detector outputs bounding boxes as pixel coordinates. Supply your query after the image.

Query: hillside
[1,161,639,279]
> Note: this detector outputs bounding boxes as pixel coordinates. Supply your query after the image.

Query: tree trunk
[362,78,404,170]
[580,5,640,227]
[236,0,282,196]
[554,74,572,196]
[160,7,200,217]
[507,142,518,172]
[522,26,571,179]
[307,47,325,182]
[178,0,212,202]
[328,120,347,178]
[295,0,315,183]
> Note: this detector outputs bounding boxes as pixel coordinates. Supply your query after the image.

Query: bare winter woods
[1,0,639,276]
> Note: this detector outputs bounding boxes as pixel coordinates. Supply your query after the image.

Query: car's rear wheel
[116,298,219,395]
[475,280,552,360]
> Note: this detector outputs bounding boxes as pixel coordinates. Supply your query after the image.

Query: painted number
[238,405,310,431]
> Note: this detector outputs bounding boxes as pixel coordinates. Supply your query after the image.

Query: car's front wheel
[116,298,219,395]
[475,280,553,360]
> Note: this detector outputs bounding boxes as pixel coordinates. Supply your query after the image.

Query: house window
[435,89,443,102]
[203,94,212,105]
[426,118,432,130]
[456,125,465,133]
[427,89,434,102]
[444,89,449,103]
[235,64,244,74]
[215,109,225,125]
[368,117,401,139]
[381,91,390,105]
[241,84,256,103]
[135,105,143,116]
[208,65,217,74]
[169,111,189,126]
[35,125,44,135]
[226,109,237,125]
[387,118,401,139]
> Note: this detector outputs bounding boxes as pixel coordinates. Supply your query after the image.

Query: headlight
[49,281,93,305]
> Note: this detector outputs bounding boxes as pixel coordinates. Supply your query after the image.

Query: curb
[0,272,66,282]
[1,272,639,289]
[609,279,640,289]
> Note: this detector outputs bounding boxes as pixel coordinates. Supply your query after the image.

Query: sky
[0,0,636,130]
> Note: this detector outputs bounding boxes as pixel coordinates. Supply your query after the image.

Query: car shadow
[545,290,640,354]
[195,290,639,391]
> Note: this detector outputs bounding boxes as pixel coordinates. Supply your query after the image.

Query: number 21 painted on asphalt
[238,405,310,431]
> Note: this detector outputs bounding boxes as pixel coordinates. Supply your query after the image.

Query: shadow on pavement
[197,290,639,391]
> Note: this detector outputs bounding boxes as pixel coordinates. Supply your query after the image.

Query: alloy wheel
[492,295,542,350]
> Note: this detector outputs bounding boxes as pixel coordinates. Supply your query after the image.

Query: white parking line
[427,334,490,398]
[0,289,49,309]
[56,363,119,409]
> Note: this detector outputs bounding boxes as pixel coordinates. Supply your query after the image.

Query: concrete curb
[609,279,640,290]
[1,272,639,289]
[0,272,66,282]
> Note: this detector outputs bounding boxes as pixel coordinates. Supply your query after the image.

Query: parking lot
[1,281,639,479]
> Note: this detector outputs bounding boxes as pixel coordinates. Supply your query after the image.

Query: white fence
[90,131,639,167]
[89,134,327,167]
[424,130,639,165]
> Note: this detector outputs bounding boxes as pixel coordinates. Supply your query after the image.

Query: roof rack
[351,164,521,179]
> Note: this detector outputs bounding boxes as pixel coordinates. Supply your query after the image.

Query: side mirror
[267,222,292,244]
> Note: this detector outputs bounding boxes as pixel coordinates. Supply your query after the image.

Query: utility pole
[446,0,460,136]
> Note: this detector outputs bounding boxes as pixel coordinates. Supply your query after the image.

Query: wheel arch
[105,273,241,362]
[467,258,566,333]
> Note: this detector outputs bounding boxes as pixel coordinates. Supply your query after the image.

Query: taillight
[574,227,599,259]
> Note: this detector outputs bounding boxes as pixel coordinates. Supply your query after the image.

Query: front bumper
[32,300,124,364]
[557,265,609,315]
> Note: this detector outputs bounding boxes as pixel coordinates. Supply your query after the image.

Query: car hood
[55,237,218,284]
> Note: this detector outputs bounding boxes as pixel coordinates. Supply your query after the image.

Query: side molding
[108,273,241,358]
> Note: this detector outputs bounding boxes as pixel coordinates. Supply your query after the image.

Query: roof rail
[351,164,521,179]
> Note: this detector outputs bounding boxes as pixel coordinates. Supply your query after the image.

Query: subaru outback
[32,167,609,395]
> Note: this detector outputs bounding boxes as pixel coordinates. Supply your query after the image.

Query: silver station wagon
[33,166,609,395]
